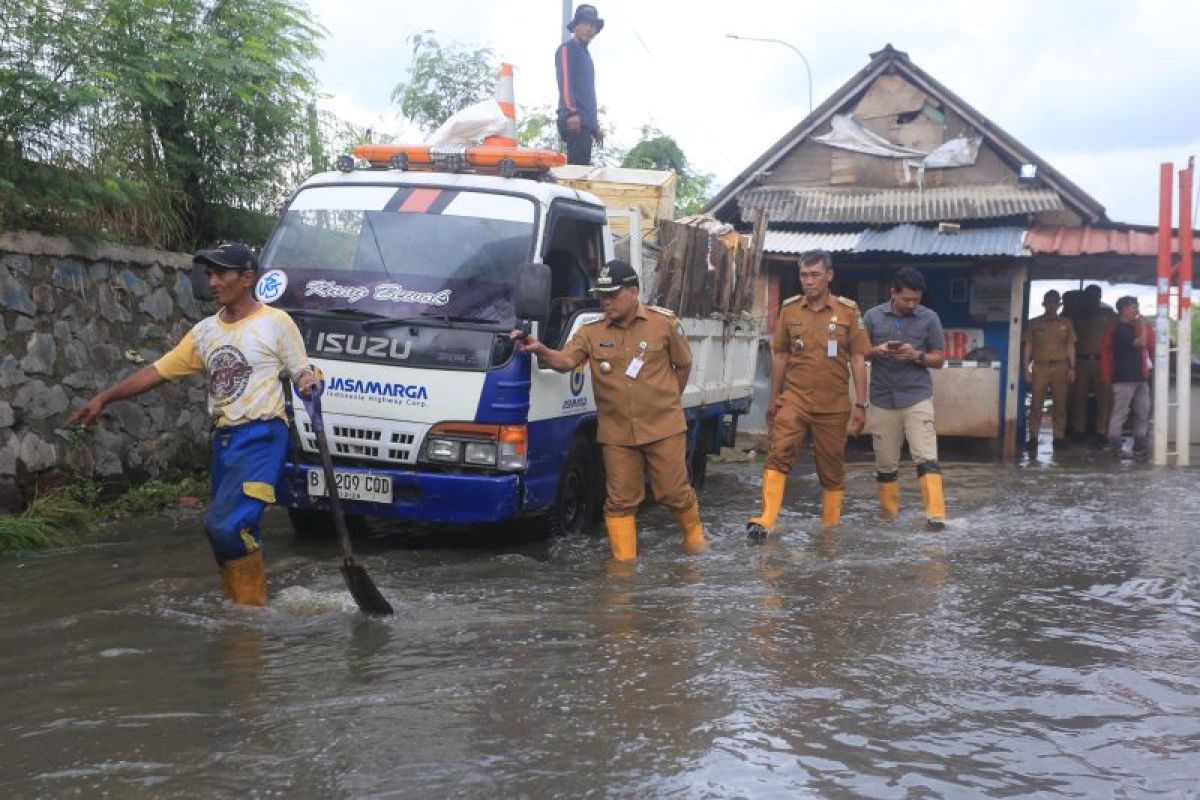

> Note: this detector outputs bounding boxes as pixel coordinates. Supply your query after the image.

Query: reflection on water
[0,461,1197,797]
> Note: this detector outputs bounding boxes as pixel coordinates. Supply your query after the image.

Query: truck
[242,147,759,537]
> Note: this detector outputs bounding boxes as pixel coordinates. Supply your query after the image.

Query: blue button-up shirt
[863,301,945,409]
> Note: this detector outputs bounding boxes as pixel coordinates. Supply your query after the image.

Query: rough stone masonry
[0,232,216,512]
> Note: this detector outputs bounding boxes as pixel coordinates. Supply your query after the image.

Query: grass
[0,476,209,556]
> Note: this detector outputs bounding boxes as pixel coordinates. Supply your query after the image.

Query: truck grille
[297,413,427,465]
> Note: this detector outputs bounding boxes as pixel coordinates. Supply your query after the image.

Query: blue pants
[204,419,289,563]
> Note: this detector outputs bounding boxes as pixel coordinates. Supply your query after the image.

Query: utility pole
[562,0,572,43]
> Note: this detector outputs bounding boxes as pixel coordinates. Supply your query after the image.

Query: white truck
[236,152,758,536]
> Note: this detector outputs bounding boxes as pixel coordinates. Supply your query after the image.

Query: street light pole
[726,34,813,114]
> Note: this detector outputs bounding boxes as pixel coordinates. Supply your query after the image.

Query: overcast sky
[307,0,1200,228]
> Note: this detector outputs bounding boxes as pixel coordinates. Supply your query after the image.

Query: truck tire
[538,438,597,537]
[287,507,368,539]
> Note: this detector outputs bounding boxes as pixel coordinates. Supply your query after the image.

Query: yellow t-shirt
[154,305,309,427]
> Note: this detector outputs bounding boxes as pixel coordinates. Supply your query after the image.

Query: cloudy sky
[306,0,1199,228]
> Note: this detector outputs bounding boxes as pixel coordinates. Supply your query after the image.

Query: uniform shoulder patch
[836,295,859,309]
[781,294,802,307]
[647,305,676,317]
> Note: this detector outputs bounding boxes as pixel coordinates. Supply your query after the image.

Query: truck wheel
[540,438,597,537]
[288,507,367,539]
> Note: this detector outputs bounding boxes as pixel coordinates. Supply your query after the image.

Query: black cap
[194,242,258,271]
[1042,289,1061,304]
[567,4,604,32]
[593,259,638,293]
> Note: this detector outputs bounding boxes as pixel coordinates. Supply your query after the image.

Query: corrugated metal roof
[739,186,1063,224]
[1025,226,1200,257]
[764,224,1028,257]
[763,230,861,255]
[857,225,1027,256]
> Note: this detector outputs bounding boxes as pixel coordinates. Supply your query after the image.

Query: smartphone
[886,340,902,350]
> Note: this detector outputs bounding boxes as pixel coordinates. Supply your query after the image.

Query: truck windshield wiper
[286,308,392,322]
[362,314,499,330]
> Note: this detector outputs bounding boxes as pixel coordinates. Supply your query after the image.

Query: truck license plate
[307,469,393,504]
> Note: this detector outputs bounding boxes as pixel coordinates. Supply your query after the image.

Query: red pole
[1152,162,1173,464]
[1159,162,1173,299]
[1180,158,1194,296]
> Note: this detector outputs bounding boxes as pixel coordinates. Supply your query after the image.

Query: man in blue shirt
[555,5,604,165]
[862,267,947,530]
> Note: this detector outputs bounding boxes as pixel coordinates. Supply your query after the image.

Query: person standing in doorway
[746,250,870,540]
[512,259,706,563]
[1101,296,1154,459]
[555,4,604,166]
[862,267,948,530]
[1069,284,1116,445]
[1022,289,1077,449]
[70,243,317,606]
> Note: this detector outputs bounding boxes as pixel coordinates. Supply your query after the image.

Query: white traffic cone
[485,62,518,147]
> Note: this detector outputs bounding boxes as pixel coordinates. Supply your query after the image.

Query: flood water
[2,457,1198,798]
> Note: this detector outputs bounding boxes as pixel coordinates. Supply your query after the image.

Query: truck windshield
[260,185,536,324]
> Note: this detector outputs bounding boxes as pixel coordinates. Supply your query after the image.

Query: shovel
[297,386,394,616]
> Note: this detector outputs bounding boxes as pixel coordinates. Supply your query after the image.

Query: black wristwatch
[854,402,868,410]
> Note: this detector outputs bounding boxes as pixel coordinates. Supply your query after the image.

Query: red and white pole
[1176,159,1194,465]
[1153,162,1173,465]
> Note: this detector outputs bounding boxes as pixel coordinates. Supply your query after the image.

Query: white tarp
[815,114,982,187]
[426,100,509,147]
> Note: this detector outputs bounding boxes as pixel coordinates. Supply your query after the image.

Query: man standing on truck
[555,4,604,165]
[746,250,869,540]
[862,267,947,530]
[70,243,317,607]
[512,259,707,563]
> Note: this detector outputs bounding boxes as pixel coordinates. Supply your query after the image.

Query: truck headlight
[427,439,461,462]
[463,441,497,466]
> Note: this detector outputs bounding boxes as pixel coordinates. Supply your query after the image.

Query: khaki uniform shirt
[563,304,693,445]
[1023,314,1077,364]
[773,294,870,413]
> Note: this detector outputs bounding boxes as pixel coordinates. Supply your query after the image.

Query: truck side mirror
[514,262,551,325]
[190,263,213,302]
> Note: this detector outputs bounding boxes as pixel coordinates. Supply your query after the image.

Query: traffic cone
[484,62,518,147]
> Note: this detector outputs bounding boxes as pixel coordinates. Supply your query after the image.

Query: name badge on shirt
[625,340,648,379]
[827,339,838,358]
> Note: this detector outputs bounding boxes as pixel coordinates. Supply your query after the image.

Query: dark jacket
[1101,319,1154,383]
[555,38,597,131]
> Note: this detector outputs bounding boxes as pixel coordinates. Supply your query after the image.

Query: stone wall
[0,232,215,512]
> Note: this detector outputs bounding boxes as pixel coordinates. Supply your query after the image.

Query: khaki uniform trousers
[1030,363,1070,439]
[869,398,938,474]
[601,431,696,518]
[1069,358,1111,436]
[765,403,850,491]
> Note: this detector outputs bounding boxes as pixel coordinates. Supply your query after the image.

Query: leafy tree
[622,125,714,216]
[391,34,498,134]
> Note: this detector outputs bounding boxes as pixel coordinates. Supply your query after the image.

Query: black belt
[1038,360,1067,366]
[1078,354,1100,360]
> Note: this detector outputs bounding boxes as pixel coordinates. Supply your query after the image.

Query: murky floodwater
[2,457,1198,798]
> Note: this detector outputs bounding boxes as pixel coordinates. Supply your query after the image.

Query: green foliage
[0,0,324,249]
[391,34,498,134]
[621,125,715,217]
[517,105,559,151]
[0,475,209,555]
[113,477,209,516]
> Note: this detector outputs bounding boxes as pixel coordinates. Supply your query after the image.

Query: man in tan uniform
[747,250,869,540]
[513,259,705,562]
[1069,285,1116,444]
[1023,289,1077,448]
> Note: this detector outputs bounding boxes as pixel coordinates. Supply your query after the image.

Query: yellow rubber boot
[919,473,947,531]
[605,515,638,561]
[877,480,900,519]
[747,468,788,536]
[220,550,267,607]
[821,489,843,528]
[674,503,708,554]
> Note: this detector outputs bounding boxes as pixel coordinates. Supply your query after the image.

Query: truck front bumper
[277,462,523,525]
